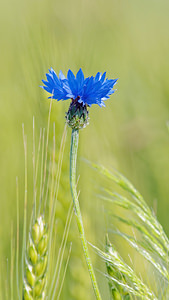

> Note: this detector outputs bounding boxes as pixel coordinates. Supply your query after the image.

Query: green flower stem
[70,128,102,300]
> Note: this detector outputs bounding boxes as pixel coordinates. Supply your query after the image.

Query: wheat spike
[23,215,48,300]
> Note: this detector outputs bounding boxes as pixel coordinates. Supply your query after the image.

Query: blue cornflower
[41,68,117,107]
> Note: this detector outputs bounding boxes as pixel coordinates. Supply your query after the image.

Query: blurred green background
[1,0,169,298]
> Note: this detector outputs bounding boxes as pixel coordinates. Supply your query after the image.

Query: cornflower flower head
[41,68,117,130]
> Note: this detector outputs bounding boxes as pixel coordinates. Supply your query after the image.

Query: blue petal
[76,68,84,92]
[42,79,51,87]
[51,70,61,86]
[59,70,66,80]
[100,72,106,83]
[41,85,53,93]
[67,69,76,82]
[46,73,54,85]
[95,72,101,81]
[67,69,78,96]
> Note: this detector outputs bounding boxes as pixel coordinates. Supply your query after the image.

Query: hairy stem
[70,129,102,300]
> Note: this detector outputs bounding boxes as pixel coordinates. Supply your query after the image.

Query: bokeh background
[1,0,169,298]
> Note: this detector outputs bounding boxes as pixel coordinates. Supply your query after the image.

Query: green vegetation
[1,0,169,299]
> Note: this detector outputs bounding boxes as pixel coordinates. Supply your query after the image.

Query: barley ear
[23,215,48,300]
